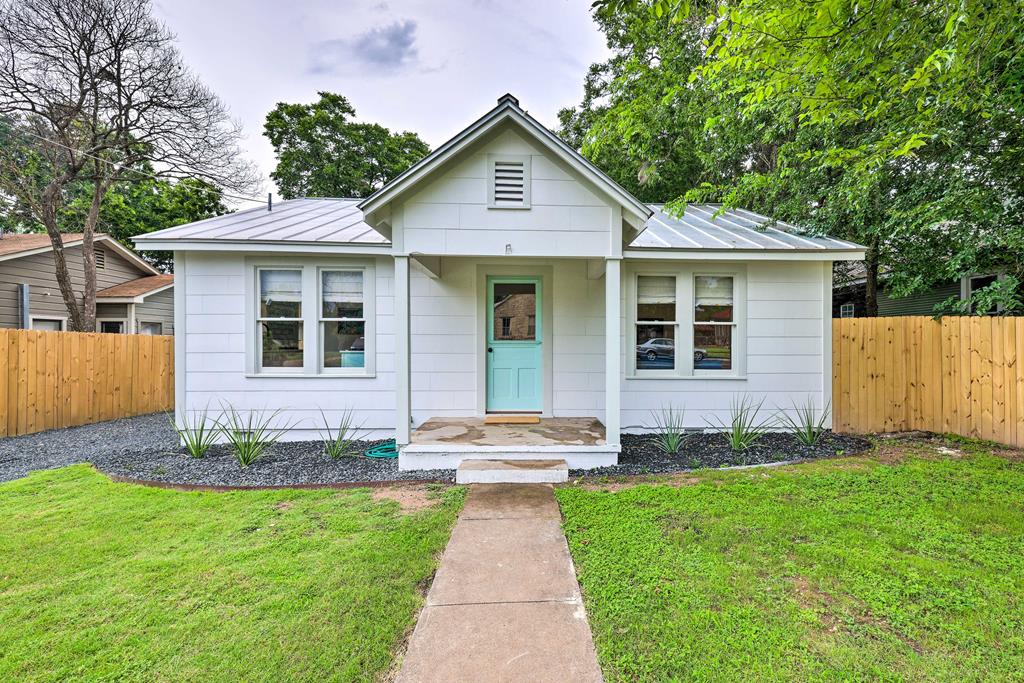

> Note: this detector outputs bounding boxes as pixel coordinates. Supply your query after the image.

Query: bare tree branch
[0,0,260,330]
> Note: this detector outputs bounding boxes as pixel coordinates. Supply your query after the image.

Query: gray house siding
[0,241,152,329]
[877,281,961,316]
[134,288,174,335]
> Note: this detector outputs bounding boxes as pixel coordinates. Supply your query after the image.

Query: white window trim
[487,153,531,209]
[626,263,747,380]
[97,317,128,334]
[839,302,855,318]
[137,320,164,335]
[245,257,376,378]
[960,273,1005,313]
[30,316,67,331]
[254,265,304,375]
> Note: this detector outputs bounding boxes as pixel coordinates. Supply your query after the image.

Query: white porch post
[395,255,411,445]
[604,257,621,445]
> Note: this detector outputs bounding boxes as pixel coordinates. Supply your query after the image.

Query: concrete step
[456,459,569,484]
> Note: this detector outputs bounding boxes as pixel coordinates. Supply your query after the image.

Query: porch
[398,417,620,471]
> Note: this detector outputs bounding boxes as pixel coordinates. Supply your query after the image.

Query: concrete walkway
[396,484,603,682]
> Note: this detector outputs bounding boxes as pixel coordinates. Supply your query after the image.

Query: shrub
[650,405,688,455]
[318,407,364,459]
[706,395,776,452]
[777,397,831,447]
[217,405,288,467]
[170,407,220,458]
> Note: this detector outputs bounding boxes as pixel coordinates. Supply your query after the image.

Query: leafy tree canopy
[571,0,1024,314]
[264,92,430,200]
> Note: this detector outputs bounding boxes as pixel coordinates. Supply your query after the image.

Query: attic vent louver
[94,246,106,270]
[488,154,531,209]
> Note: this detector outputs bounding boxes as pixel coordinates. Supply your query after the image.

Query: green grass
[557,439,1024,681]
[0,466,464,682]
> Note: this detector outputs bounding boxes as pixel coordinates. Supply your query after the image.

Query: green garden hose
[364,440,398,459]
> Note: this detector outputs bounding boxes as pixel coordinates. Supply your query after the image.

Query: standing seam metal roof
[134,197,861,252]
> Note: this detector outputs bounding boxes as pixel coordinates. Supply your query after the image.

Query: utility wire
[11,127,268,206]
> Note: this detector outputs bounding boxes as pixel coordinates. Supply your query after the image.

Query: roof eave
[133,237,392,254]
[624,247,866,261]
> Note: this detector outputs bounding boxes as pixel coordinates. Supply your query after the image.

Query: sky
[152,0,611,202]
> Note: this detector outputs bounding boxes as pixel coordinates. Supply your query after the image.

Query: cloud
[309,19,422,75]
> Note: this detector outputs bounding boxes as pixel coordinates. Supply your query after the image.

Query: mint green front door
[486,277,542,412]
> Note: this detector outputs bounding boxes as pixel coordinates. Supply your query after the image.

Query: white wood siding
[181,251,396,440]
[399,128,616,257]
[621,260,827,430]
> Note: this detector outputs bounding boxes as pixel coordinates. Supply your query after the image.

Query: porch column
[604,257,621,445]
[395,255,411,445]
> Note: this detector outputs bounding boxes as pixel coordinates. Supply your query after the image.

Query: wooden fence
[0,329,174,438]
[833,316,1024,447]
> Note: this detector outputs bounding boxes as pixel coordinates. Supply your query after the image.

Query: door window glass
[492,282,536,341]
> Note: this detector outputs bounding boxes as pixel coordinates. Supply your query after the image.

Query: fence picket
[833,317,1024,447]
[0,330,174,437]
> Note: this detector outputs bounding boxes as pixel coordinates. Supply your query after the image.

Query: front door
[486,277,542,412]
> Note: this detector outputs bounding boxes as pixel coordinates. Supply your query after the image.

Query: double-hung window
[257,268,304,372]
[320,270,365,371]
[630,267,744,378]
[252,261,375,376]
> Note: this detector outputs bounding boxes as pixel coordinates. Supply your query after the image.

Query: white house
[135,94,864,472]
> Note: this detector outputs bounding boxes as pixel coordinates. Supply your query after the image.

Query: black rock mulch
[2,413,870,487]
[570,431,871,477]
[98,439,455,488]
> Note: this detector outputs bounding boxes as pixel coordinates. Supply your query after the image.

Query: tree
[576,0,1024,314]
[264,92,430,200]
[0,0,258,331]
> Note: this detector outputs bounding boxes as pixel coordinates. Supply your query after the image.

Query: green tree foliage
[264,92,430,200]
[572,0,1024,314]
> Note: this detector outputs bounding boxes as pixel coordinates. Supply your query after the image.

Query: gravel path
[0,413,176,483]
[1,414,869,487]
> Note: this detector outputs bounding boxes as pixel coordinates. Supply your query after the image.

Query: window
[964,274,1001,314]
[693,276,734,371]
[635,276,676,370]
[629,267,745,378]
[31,317,64,331]
[320,270,365,371]
[488,154,531,208]
[839,302,855,318]
[492,281,537,341]
[98,319,125,334]
[94,247,106,270]
[249,261,375,376]
[138,321,163,335]
[257,268,303,371]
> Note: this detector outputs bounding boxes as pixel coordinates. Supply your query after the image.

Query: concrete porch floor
[410,417,606,447]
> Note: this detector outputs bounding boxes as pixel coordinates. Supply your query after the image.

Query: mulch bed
[97,439,456,488]
[570,431,871,477]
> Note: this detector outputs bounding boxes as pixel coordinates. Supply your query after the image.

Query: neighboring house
[0,232,173,333]
[832,261,1004,317]
[136,94,863,470]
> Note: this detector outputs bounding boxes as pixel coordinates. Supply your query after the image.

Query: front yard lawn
[557,437,1024,681]
[0,466,463,682]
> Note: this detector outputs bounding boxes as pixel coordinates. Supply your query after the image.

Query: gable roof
[631,205,862,252]
[358,94,653,225]
[97,274,174,300]
[0,232,159,274]
[133,198,388,246]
